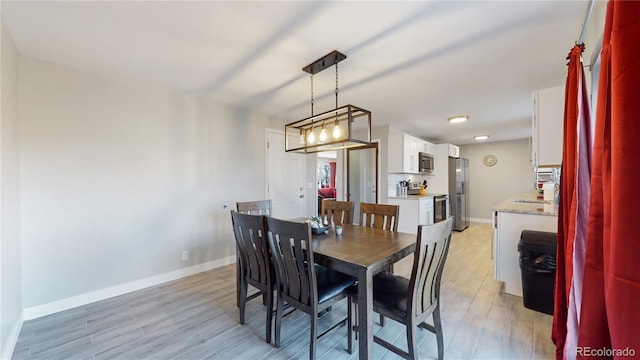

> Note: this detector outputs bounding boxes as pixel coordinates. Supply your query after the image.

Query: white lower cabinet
[493,211,557,297]
[419,198,433,226]
[388,197,434,235]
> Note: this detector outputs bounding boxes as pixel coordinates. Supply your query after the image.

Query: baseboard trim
[23,256,236,321]
[469,217,492,224]
[1,313,23,360]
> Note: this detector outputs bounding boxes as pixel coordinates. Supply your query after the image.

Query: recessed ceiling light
[448,115,468,124]
[474,135,490,140]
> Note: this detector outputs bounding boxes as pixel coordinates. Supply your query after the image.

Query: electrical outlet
[181,250,189,261]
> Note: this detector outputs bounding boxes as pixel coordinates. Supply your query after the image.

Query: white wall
[460,139,533,221]
[0,14,23,360]
[18,57,282,311]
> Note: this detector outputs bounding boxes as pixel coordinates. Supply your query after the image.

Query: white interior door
[267,130,305,219]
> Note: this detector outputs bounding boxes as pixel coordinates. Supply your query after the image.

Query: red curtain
[578,1,640,358]
[329,161,336,191]
[553,43,593,359]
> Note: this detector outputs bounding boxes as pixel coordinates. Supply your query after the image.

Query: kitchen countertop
[493,191,558,216]
[388,193,448,200]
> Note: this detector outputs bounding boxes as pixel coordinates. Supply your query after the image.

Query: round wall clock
[483,154,497,167]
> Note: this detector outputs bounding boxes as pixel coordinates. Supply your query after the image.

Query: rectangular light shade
[285,104,371,153]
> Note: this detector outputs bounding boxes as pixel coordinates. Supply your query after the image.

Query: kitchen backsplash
[388,173,430,197]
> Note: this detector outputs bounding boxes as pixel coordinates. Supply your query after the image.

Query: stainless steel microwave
[419,152,434,174]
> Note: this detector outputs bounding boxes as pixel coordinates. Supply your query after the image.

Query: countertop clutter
[493,191,558,216]
[388,194,447,200]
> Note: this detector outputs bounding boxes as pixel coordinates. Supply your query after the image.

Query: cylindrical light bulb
[319,125,327,142]
[332,121,341,139]
[307,129,316,144]
[299,129,305,144]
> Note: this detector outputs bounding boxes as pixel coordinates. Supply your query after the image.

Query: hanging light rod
[302,50,347,75]
[286,50,371,153]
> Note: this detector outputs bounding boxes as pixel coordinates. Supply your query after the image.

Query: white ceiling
[2,1,590,145]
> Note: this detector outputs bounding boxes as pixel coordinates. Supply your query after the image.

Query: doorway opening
[346,142,379,221]
[316,151,338,215]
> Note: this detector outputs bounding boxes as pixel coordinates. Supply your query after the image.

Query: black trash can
[518,230,557,315]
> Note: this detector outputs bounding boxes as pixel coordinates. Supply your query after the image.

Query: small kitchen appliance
[407,181,423,195]
[419,152,435,174]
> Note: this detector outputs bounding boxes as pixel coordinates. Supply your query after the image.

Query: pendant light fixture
[285,50,371,153]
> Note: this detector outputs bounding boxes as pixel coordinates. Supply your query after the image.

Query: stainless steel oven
[434,195,448,223]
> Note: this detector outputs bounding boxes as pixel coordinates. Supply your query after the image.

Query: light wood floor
[12,223,555,360]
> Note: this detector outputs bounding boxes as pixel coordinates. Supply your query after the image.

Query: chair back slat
[320,199,354,225]
[231,211,271,286]
[237,200,272,216]
[266,217,316,309]
[410,217,453,316]
[359,202,399,231]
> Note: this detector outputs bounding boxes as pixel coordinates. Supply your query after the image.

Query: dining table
[310,223,417,360]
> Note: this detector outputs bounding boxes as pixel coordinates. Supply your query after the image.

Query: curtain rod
[576,0,596,45]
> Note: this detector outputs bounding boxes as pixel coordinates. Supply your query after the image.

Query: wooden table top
[311,223,417,273]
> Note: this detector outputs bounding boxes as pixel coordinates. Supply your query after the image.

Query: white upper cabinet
[423,140,435,155]
[388,130,405,173]
[448,144,459,158]
[403,133,418,173]
[532,86,564,167]
[388,129,432,174]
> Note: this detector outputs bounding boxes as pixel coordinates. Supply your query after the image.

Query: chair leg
[433,304,444,360]
[407,318,418,360]
[310,313,318,360]
[351,297,359,341]
[380,313,386,326]
[274,293,284,348]
[236,259,241,307]
[265,289,273,344]
[239,278,248,324]
[347,296,354,354]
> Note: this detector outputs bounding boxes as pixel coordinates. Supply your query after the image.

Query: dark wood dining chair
[266,217,356,360]
[320,199,354,225]
[236,199,272,215]
[235,200,273,306]
[359,202,400,278]
[347,217,454,360]
[358,202,399,231]
[230,211,274,344]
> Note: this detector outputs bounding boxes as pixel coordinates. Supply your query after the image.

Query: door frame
[345,141,379,204]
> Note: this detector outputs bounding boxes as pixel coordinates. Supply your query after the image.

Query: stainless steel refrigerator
[448,157,469,231]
